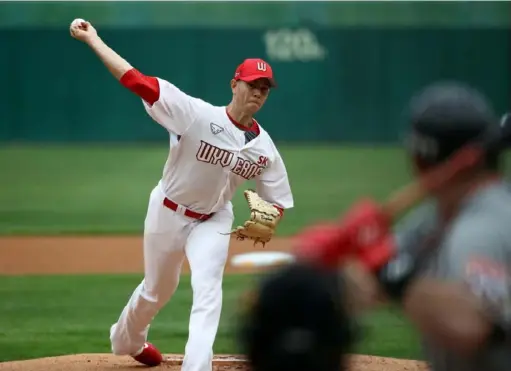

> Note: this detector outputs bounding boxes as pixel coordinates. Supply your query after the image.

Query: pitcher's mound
[0,354,428,371]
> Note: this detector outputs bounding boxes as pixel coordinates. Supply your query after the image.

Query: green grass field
[0,274,424,363]
[0,144,413,235]
[0,144,427,363]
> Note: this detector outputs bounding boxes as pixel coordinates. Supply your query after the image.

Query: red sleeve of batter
[119,68,160,106]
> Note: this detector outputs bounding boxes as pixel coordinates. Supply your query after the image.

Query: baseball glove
[229,189,282,247]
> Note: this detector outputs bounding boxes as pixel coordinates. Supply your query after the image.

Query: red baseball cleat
[132,342,163,367]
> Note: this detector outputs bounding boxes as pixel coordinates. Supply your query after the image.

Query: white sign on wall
[263,28,327,62]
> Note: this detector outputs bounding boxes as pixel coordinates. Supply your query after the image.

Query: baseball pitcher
[70,19,294,371]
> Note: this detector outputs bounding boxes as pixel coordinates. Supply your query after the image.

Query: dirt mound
[0,354,429,371]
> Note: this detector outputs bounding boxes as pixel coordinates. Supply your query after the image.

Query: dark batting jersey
[388,180,511,371]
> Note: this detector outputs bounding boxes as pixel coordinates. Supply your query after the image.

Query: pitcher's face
[231,78,271,114]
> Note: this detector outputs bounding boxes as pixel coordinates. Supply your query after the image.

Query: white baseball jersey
[142,77,294,214]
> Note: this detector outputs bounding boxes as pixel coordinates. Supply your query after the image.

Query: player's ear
[230,79,237,94]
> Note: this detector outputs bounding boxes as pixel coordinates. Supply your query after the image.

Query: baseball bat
[381,146,482,218]
[382,111,511,219]
[366,115,511,269]
[295,112,511,269]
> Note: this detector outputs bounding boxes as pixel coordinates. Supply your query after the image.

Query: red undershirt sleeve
[119,68,160,106]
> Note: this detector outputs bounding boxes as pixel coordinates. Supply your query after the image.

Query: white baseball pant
[109,182,233,371]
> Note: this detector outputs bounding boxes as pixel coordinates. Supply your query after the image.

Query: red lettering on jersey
[219,151,233,167]
[196,141,233,167]
[246,163,260,179]
[210,147,223,165]
[196,141,214,162]
[232,157,266,180]
[257,156,269,167]
[240,160,252,178]
[198,143,269,180]
[233,158,245,174]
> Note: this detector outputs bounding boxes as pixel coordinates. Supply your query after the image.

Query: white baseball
[70,18,86,29]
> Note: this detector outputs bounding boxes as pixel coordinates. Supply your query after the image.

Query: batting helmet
[404,81,502,168]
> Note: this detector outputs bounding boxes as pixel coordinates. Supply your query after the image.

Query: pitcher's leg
[110,233,186,355]
[181,208,233,371]
[110,186,191,356]
[110,242,185,354]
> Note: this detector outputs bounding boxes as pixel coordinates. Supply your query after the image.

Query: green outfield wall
[1,2,509,143]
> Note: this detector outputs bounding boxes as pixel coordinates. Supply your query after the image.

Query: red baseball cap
[234,58,277,88]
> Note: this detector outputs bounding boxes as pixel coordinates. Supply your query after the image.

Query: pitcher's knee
[141,283,176,310]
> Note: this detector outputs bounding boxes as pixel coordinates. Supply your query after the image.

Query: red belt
[163,198,213,221]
